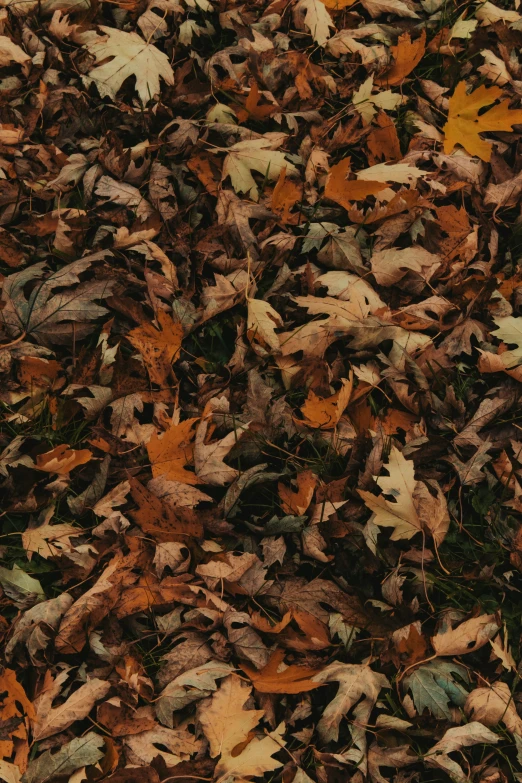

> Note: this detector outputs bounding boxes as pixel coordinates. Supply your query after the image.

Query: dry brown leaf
[431,613,501,657]
[278,469,317,515]
[35,445,92,474]
[325,158,388,210]
[127,309,183,386]
[33,670,111,740]
[242,648,323,693]
[375,30,426,86]
[146,419,200,485]
[198,674,285,779]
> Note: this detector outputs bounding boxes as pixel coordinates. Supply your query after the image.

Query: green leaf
[22,733,105,783]
[404,660,469,720]
[0,564,45,608]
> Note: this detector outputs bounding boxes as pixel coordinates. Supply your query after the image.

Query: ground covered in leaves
[3,0,522,782]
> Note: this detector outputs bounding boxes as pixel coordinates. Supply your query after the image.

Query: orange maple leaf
[127,309,183,386]
[236,82,277,124]
[241,649,324,693]
[299,377,353,430]
[271,167,302,223]
[325,158,388,211]
[443,81,522,162]
[375,30,426,87]
[146,418,200,485]
[278,469,317,515]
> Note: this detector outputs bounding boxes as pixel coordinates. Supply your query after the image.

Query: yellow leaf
[443,81,522,162]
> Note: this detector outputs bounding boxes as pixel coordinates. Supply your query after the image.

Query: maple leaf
[375,30,426,86]
[247,298,283,356]
[95,176,156,221]
[0,35,30,73]
[278,470,317,515]
[236,82,277,124]
[294,0,335,46]
[146,419,199,485]
[431,612,501,657]
[465,681,522,734]
[127,310,183,386]
[403,660,469,720]
[194,414,250,485]
[84,26,174,103]
[425,723,499,783]
[0,258,114,344]
[198,674,285,779]
[33,669,111,740]
[359,446,449,545]
[299,377,352,429]
[129,477,203,540]
[352,75,402,123]
[325,158,388,210]
[312,663,389,771]
[443,81,522,162]
[22,511,81,561]
[242,649,323,693]
[219,137,298,201]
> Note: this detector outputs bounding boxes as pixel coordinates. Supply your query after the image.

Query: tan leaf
[198,674,285,778]
[35,445,92,474]
[465,681,522,734]
[247,298,283,356]
[33,670,110,740]
[431,613,501,657]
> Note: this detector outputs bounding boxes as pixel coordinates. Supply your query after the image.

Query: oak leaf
[443,81,522,162]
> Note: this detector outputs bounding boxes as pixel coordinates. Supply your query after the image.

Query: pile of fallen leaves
[3,0,522,781]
